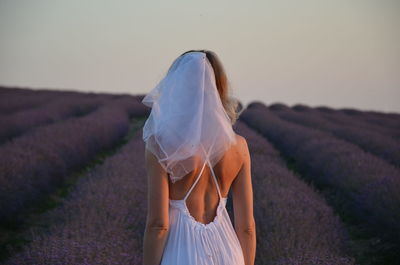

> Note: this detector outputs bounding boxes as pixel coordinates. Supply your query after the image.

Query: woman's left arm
[143,148,170,265]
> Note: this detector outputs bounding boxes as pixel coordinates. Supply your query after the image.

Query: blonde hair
[169,49,239,125]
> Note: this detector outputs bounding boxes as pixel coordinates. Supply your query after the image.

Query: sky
[0,0,399,113]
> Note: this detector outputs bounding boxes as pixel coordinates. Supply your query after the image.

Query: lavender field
[0,87,399,265]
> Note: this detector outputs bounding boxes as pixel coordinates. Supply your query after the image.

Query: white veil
[142,51,237,183]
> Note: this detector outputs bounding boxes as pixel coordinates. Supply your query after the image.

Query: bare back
[168,134,246,225]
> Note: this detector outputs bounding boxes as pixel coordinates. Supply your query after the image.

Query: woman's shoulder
[233,133,249,158]
[234,133,248,148]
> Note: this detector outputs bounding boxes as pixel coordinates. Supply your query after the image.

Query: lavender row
[4,125,146,265]
[0,97,146,223]
[0,86,55,113]
[296,103,400,141]
[233,121,355,265]
[315,106,400,142]
[266,105,400,168]
[0,86,111,115]
[311,104,400,131]
[240,106,400,246]
[338,107,400,131]
[0,95,114,144]
[99,94,149,118]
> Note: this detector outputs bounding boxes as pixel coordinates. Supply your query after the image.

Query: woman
[142,49,256,265]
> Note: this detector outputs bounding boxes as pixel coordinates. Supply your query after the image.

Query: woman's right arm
[231,137,256,265]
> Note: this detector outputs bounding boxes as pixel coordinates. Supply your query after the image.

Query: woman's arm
[143,148,170,265]
[231,137,256,265]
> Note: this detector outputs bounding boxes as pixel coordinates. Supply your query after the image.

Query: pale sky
[0,0,399,113]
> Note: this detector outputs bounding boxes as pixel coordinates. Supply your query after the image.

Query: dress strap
[183,159,208,201]
[206,159,222,199]
[183,158,222,201]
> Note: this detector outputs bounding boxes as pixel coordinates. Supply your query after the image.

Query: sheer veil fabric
[142,51,237,183]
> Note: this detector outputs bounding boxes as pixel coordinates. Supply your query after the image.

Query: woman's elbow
[237,217,256,235]
[148,224,169,235]
[146,217,169,234]
[242,224,256,236]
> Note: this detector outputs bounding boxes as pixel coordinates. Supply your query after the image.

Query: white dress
[160,158,246,265]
